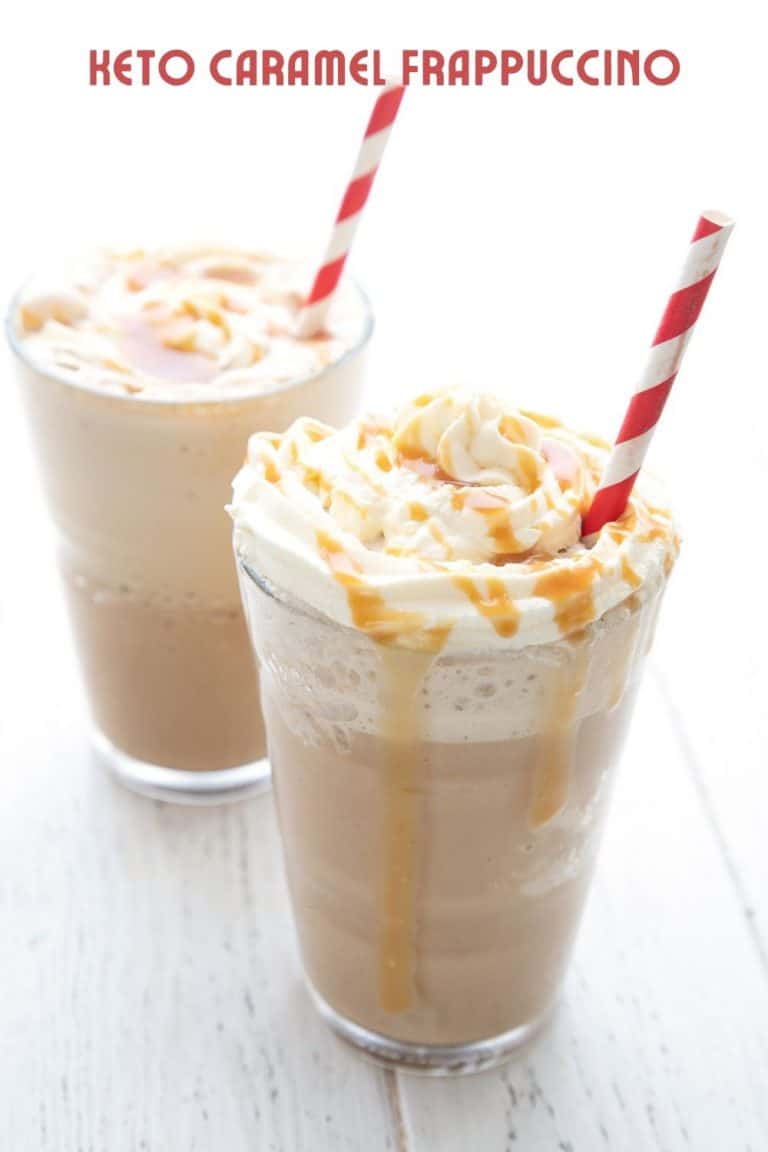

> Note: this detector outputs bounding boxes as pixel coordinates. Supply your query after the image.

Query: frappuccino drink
[232,389,678,1071]
[9,249,371,800]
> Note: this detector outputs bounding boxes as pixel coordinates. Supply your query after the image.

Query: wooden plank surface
[2,365,768,1150]
[0,716,403,1150]
[397,672,768,1151]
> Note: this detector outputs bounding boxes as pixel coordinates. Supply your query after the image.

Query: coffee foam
[244,572,661,747]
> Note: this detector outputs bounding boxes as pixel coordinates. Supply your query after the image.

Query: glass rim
[237,555,661,660]
[5,273,374,409]
[239,557,333,629]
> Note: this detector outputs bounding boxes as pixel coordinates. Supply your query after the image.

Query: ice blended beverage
[231,389,678,1071]
[9,248,371,801]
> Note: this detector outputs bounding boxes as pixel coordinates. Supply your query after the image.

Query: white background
[1,2,767,1149]
[1,0,766,542]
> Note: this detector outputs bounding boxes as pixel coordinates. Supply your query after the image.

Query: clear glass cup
[8,285,372,803]
[237,560,667,1072]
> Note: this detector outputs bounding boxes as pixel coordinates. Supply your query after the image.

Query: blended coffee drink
[231,389,679,1071]
[9,248,371,800]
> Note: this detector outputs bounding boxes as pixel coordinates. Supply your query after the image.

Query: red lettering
[552,50,574,85]
[500,51,523,84]
[262,50,285,85]
[287,50,309,85]
[645,50,680,85]
[158,50,194,86]
[114,50,133,85]
[136,49,155,85]
[315,50,345,85]
[210,50,232,85]
[617,50,640,86]
[577,50,600,86]
[448,50,470,85]
[370,50,385,86]
[89,50,111,85]
[349,50,368,85]
[423,50,445,85]
[237,52,258,85]
[401,50,420,85]
[474,50,497,85]
[527,50,547,86]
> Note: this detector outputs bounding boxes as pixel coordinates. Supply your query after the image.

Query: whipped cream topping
[11,248,368,400]
[231,390,679,651]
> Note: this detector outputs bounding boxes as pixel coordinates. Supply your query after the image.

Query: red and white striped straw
[297,80,405,338]
[581,210,734,538]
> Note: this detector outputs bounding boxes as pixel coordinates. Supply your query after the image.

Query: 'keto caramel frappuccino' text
[9,248,371,797]
[232,390,678,1070]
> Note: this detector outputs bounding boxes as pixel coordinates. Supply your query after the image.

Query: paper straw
[581,210,734,538]
[298,80,405,338]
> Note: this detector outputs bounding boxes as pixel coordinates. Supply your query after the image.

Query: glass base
[308,985,550,1076]
[93,730,271,805]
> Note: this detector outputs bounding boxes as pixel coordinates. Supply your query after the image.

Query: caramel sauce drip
[639,523,669,545]
[621,556,642,590]
[315,531,454,1015]
[304,424,330,444]
[302,465,331,501]
[356,422,390,451]
[342,451,388,496]
[123,259,178,294]
[377,647,436,1014]
[221,294,249,315]
[317,532,452,651]
[398,449,463,486]
[533,560,602,635]
[453,489,529,557]
[451,576,520,638]
[519,409,560,429]
[201,263,257,285]
[263,457,280,484]
[20,303,75,332]
[453,489,545,560]
[117,315,217,384]
[103,358,129,375]
[529,640,593,828]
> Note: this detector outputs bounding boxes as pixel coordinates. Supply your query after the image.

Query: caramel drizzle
[621,556,642,590]
[397,448,462,486]
[529,639,593,828]
[533,559,603,635]
[452,489,526,556]
[263,456,280,484]
[451,575,520,638]
[519,408,560,430]
[317,532,424,643]
[117,314,218,384]
[377,647,435,1014]
[315,531,453,1015]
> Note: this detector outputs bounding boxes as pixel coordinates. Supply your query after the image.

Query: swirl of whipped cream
[11,248,368,400]
[231,389,679,651]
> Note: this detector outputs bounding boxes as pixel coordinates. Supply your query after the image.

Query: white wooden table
[2,362,768,1149]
